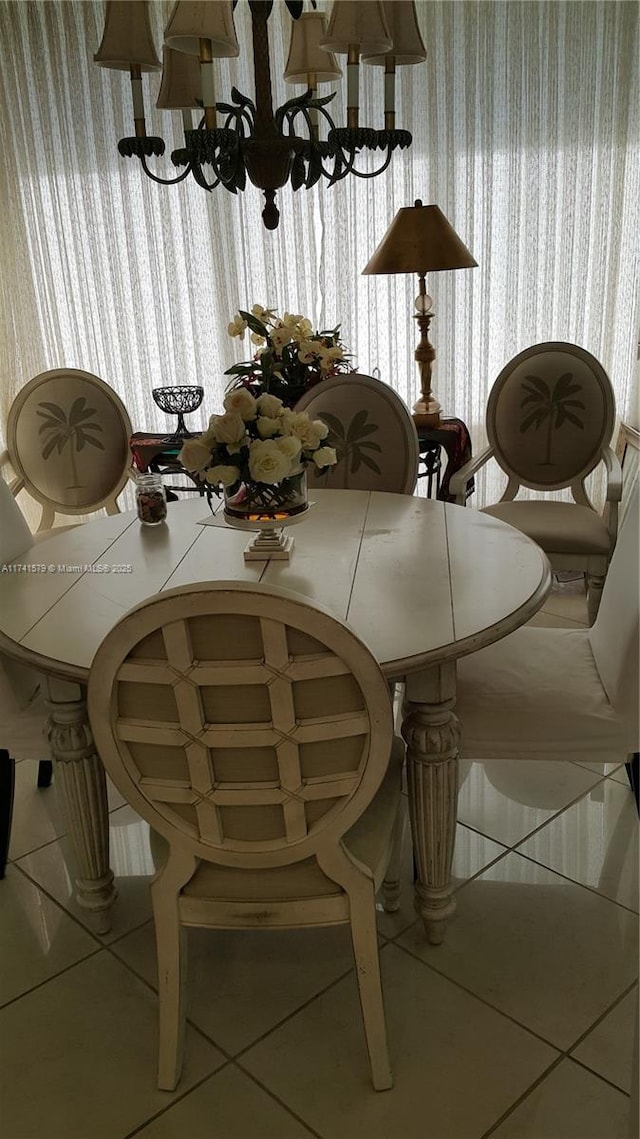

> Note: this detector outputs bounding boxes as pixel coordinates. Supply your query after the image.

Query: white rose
[276,434,302,461]
[178,438,212,474]
[313,446,337,469]
[312,418,329,440]
[205,464,241,487]
[256,392,284,417]
[256,415,281,438]
[212,412,246,449]
[280,411,311,441]
[248,439,293,484]
[223,388,257,420]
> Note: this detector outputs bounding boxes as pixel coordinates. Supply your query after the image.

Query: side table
[129,433,205,499]
[416,417,475,502]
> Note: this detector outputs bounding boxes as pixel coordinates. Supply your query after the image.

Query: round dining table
[0,490,551,941]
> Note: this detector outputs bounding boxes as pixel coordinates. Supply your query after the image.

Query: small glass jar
[135,473,167,526]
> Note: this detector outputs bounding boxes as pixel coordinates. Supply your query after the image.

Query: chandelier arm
[216,102,253,135]
[139,156,193,186]
[326,146,396,186]
[189,162,220,192]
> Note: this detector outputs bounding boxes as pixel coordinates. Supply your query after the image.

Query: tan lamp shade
[164,0,239,58]
[284,13,342,86]
[362,1,426,67]
[94,0,161,71]
[320,0,392,57]
[157,46,201,109]
[362,201,477,275]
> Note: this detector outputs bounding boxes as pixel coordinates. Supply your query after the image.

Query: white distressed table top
[0,491,551,682]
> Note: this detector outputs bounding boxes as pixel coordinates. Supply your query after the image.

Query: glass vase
[223,469,308,523]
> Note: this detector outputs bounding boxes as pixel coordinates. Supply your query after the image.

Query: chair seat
[482,500,611,555]
[456,627,633,762]
[152,737,405,904]
[0,659,48,761]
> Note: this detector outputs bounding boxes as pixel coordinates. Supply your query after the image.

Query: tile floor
[1,578,638,1139]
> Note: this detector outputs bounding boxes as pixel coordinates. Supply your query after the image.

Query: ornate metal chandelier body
[95,0,427,229]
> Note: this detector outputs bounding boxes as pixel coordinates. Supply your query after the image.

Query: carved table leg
[45,677,116,934]
[402,662,460,945]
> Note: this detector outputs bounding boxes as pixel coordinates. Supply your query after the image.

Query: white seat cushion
[456,627,632,762]
[482,500,611,555]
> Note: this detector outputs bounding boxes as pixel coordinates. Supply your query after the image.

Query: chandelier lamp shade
[94,0,427,230]
[362,201,477,427]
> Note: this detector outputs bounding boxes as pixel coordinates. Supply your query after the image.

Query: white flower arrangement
[179,388,337,512]
[225,304,351,406]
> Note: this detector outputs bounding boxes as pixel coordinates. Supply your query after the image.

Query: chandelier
[95,0,426,229]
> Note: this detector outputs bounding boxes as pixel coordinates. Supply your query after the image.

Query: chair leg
[348,883,393,1091]
[381,798,407,913]
[0,749,16,879]
[37,760,53,788]
[150,849,196,1092]
[586,573,605,624]
[625,753,639,814]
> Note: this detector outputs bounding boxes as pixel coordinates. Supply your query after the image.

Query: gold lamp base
[413,409,442,430]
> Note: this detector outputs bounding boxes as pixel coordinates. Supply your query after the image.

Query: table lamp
[362,199,477,427]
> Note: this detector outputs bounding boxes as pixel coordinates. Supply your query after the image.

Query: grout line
[388,938,568,1054]
[510,849,640,917]
[233,1063,325,1138]
[478,1053,567,1138]
[121,1065,233,1139]
[0,941,103,1013]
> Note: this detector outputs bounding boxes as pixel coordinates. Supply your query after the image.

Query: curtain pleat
[0,0,637,508]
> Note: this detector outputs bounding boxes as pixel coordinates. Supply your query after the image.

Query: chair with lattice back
[3,368,133,530]
[449,343,621,622]
[88,581,404,1092]
[294,373,419,494]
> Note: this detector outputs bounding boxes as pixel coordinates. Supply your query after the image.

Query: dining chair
[87,581,404,1092]
[449,343,621,622]
[453,479,638,772]
[0,477,51,877]
[294,373,419,494]
[2,368,133,530]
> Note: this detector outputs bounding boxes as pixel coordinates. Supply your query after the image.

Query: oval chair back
[486,342,615,495]
[7,368,133,530]
[294,373,419,494]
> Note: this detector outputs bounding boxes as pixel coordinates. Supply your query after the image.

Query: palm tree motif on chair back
[519,373,585,465]
[37,397,105,491]
[319,410,382,486]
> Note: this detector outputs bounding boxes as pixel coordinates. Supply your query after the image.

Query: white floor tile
[527,610,586,629]
[539,578,589,625]
[16,804,154,943]
[0,864,97,1006]
[0,952,224,1139]
[397,852,639,1050]
[7,759,68,860]
[113,920,356,1055]
[242,943,558,1139]
[518,778,639,910]
[571,987,638,1094]
[135,1064,314,1138]
[610,765,636,788]
[574,761,624,775]
[456,760,603,847]
[489,1058,630,1138]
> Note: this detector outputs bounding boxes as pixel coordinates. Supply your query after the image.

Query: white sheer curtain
[0,0,638,509]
